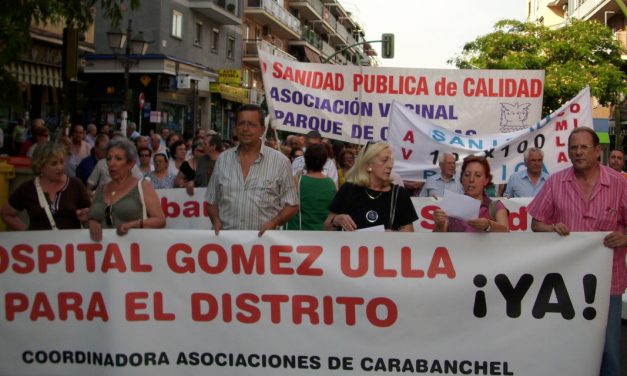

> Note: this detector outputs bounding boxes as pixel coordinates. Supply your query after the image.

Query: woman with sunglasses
[88,138,165,241]
[324,142,417,232]
[137,147,153,176]
[175,140,204,195]
[432,156,509,233]
[1,141,91,230]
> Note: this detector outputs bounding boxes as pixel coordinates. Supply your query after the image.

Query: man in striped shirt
[206,104,299,236]
[528,127,626,376]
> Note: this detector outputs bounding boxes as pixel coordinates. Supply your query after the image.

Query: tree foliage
[0,0,139,106]
[449,19,626,115]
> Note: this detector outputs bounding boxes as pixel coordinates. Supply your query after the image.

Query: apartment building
[85,0,243,138]
[241,0,376,108]
[2,21,95,126]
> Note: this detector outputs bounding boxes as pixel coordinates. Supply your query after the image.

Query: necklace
[110,175,131,196]
[365,188,383,200]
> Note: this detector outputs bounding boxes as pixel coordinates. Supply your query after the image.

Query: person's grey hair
[107,137,138,163]
[86,123,97,132]
[346,142,392,187]
[438,152,455,164]
[128,122,137,131]
[32,141,66,174]
[523,147,544,161]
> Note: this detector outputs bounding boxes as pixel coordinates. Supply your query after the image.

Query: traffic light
[382,33,394,59]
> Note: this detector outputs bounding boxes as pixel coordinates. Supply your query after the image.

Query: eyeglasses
[139,154,151,157]
[568,144,596,152]
[105,206,113,227]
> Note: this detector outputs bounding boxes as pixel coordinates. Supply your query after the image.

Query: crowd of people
[1,106,626,376]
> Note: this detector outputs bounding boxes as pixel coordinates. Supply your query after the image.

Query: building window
[227,36,235,59]
[194,22,202,45]
[245,22,251,40]
[211,28,219,52]
[172,10,183,39]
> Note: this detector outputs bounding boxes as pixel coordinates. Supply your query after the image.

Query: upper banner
[0,230,611,376]
[390,87,592,183]
[259,49,544,143]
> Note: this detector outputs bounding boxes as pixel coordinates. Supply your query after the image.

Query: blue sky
[339,0,526,69]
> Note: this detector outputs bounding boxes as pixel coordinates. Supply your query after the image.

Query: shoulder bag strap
[138,178,147,220]
[35,177,58,230]
[388,185,399,230]
[488,199,498,221]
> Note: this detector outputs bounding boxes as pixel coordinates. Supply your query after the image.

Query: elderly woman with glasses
[137,147,153,176]
[432,156,509,233]
[1,141,91,230]
[88,138,165,241]
[324,142,417,232]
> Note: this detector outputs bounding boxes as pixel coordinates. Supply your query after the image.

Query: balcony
[290,0,324,22]
[569,0,616,21]
[290,24,323,50]
[243,38,297,66]
[245,0,301,40]
[189,0,242,25]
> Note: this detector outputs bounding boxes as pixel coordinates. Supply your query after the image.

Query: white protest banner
[0,230,611,376]
[412,197,532,232]
[154,190,532,232]
[389,87,592,183]
[259,49,544,143]
[159,188,212,229]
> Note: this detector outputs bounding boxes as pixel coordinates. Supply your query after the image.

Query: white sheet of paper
[356,225,385,232]
[437,190,481,220]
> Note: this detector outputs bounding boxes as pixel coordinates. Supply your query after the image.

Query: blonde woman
[324,142,417,232]
[1,141,90,230]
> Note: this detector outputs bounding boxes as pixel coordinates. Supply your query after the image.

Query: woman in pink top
[433,155,509,233]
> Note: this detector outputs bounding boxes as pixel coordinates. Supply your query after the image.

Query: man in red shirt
[528,127,627,376]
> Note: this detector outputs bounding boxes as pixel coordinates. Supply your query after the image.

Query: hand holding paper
[437,190,481,220]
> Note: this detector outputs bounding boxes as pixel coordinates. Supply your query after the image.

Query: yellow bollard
[0,160,16,231]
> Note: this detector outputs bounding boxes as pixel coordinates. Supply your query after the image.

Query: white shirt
[291,156,338,186]
[87,159,144,189]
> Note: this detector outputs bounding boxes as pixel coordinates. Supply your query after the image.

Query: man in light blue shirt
[504,147,549,197]
[419,152,464,197]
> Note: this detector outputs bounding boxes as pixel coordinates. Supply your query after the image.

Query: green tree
[449,19,626,116]
[0,0,139,105]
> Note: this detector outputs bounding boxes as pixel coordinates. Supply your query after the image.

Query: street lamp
[107,19,149,135]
